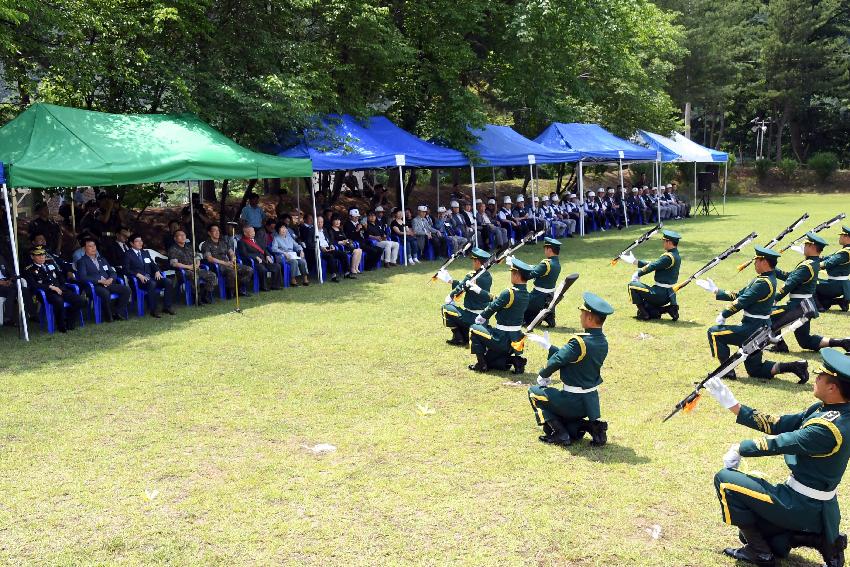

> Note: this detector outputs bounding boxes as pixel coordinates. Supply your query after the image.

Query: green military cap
[30,245,46,256]
[839,225,850,236]
[579,291,614,316]
[506,256,533,277]
[819,348,850,382]
[804,231,828,249]
[661,229,681,244]
[470,247,490,261]
[543,237,562,249]
[753,245,781,260]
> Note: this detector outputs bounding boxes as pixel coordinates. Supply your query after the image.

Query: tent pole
[491,167,497,200]
[656,160,661,227]
[11,188,19,247]
[69,188,76,235]
[578,161,585,236]
[2,184,28,341]
[693,161,697,204]
[187,181,200,306]
[310,176,322,283]
[435,169,440,211]
[528,163,537,233]
[399,166,407,266]
[296,178,301,211]
[470,166,478,247]
[618,159,628,228]
[723,161,728,214]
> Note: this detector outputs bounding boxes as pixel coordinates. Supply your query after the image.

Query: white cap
[532,196,539,201]
[375,206,384,212]
[607,188,614,193]
[475,198,483,204]
[587,191,595,197]
[417,205,428,212]
[503,196,512,204]
[631,187,638,192]
[349,208,360,217]
[542,195,549,201]
[516,195,525,202]
[597,187,604,192]
[666,184,673,189]
[437,206,447,213]
[450,200,459,208]
[487,198,496,205]
[570,193,577,198]
[642,185,649,190]
[552,195,560,202]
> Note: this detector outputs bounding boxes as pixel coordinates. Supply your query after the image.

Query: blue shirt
[240,205,265,228]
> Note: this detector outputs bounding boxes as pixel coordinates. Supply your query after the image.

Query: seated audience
[75,236,131,321]
[270,224,310,286]
[125,233,176,318]
[168,229,218,304]
[236,225,283,291]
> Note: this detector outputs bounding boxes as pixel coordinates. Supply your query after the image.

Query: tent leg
[693,161,697,205]
[69,188,76,235]
[2,184,28,341]
[723,161,728,214]
[618,159,628,228]
[578,161,585,236]
[491,167,496,200]
[310,176,322,283]
[187,181,200,306]
[656,161,662,227]
[296,178,301,211]
[529,164,537,233]
[470,166,478,247]
[399,166,407,266]
[435,169,440,211]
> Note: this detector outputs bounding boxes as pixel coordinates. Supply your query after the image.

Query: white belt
[654,282,675,288]
[466,308,483,314]
[494,324,522,332]
[790,293,812,299]
[563,384,600,394]
[743,311,770,319]
[826,275,849,281]
[534,286,555,293]
[786,475,837,501]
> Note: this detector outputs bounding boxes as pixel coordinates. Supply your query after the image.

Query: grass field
[1,194,848,566]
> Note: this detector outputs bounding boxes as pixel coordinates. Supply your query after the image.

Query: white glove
[468,282,482,295]
[704,376,739,409]
[536,375,551,387]
[619,251,637,265]
[723,443,741,469]
[790,244,804,255]
[696,278,718,293]
[444,294,454,305]
[436,269,452,284]
[526,331,551,350]
[715,314,726,325]
[474,315,486,325]
[631,271,641,282]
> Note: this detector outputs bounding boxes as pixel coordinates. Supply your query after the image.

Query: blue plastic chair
[236,255,261,294]
[128,275,166,316]
[36,284,86,334]
[86,277,131,323]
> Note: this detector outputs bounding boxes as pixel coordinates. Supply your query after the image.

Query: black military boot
[665,304,680,321]
[468,354,488,373]
[510,355,527,375]
[839,298,850,312]
[446,328,465,346]
[636,304,651,320]
[777,360,809,384]
[539,418,571,446]
[543,312,556,327]
[646,306,662,320]
[768,338,790,353]
[724,526,776,566]
[829,338,850,352]
[588,420,608,447]
[822,533,848,567]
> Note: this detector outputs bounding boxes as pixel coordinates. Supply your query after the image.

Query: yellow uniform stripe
[710,329,735,360]
[804,418,843,458]
[505,288,515,309]
[567,335,587,363]
[718,482,773,524]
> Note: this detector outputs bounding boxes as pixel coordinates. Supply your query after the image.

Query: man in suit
[75,236,131,322]
[24,245,86,332]
[124,233,176,318]
[102,227,132,273]
[0,252,33,326]
[236,225,283,291]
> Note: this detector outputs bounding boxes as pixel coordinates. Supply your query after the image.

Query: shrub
[777,158,798,181]
[808,152,839,182]
[754,159,772,180]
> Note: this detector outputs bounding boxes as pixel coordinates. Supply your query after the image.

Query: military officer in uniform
[526,292,613,447]
[524,237,562,327]
[702,348,850,567]
[621,229,682,320]
[24,245,86,332]
[816,225,850,312]
[702,246,808,383]
[771,232,850,353]
[436,248,493,346]
[468,257,531,374]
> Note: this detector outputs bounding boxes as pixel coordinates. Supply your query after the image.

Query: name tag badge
[144,258,152,264]
[48,264,55,271]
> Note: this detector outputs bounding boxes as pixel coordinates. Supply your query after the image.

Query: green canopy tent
[0,103,312,340]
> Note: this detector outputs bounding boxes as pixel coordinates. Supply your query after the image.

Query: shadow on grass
[561,441,651,465]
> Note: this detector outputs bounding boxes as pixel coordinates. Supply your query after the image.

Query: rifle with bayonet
[672,232,758,292]
[430,241,473,282]
[610,225,661,266]
[737,213,809,272]
[525,273,580,332]
[465,230,544,288]
[777,213,847,254]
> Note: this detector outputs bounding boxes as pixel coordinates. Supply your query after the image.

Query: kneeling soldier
[436,248,493,346]
[524,237,562,327]
[468,257,531,374]
[623,229,681,320]
[526,292,613,447]
[703,348,850,567]
[816,225,850,312]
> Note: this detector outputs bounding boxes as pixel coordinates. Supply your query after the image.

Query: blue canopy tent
[634,130,730,212]
[279,114,468,268]
[535,123,658,234]
[466,125,580,235]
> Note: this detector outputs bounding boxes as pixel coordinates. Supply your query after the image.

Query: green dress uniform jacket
[528,328,608,429]
[713,401,850,553]
[772,256,821,350]
[442,270,493,331]
[817,246,850,302]
[707,271,777,378]
[628,247,681,308]
[525,256,561,322]
[469,283,529,357]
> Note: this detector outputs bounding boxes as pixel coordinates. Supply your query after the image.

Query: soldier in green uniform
[702,348,850,567]
[468,257,531,374]
[622,229,681,320]
[524,237,562,327]
[436,248,493,346]
[526,292,613,447]
[816,225,850,312]
[771,232,850,353]
[702,246,808,383]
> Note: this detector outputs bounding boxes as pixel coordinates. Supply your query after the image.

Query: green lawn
[1,194,847,566]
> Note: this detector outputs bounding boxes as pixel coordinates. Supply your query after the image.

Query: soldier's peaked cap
[805,231,828,249]
[661,229,681,243]
[820,348,850,382]
[580,291,614,316]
